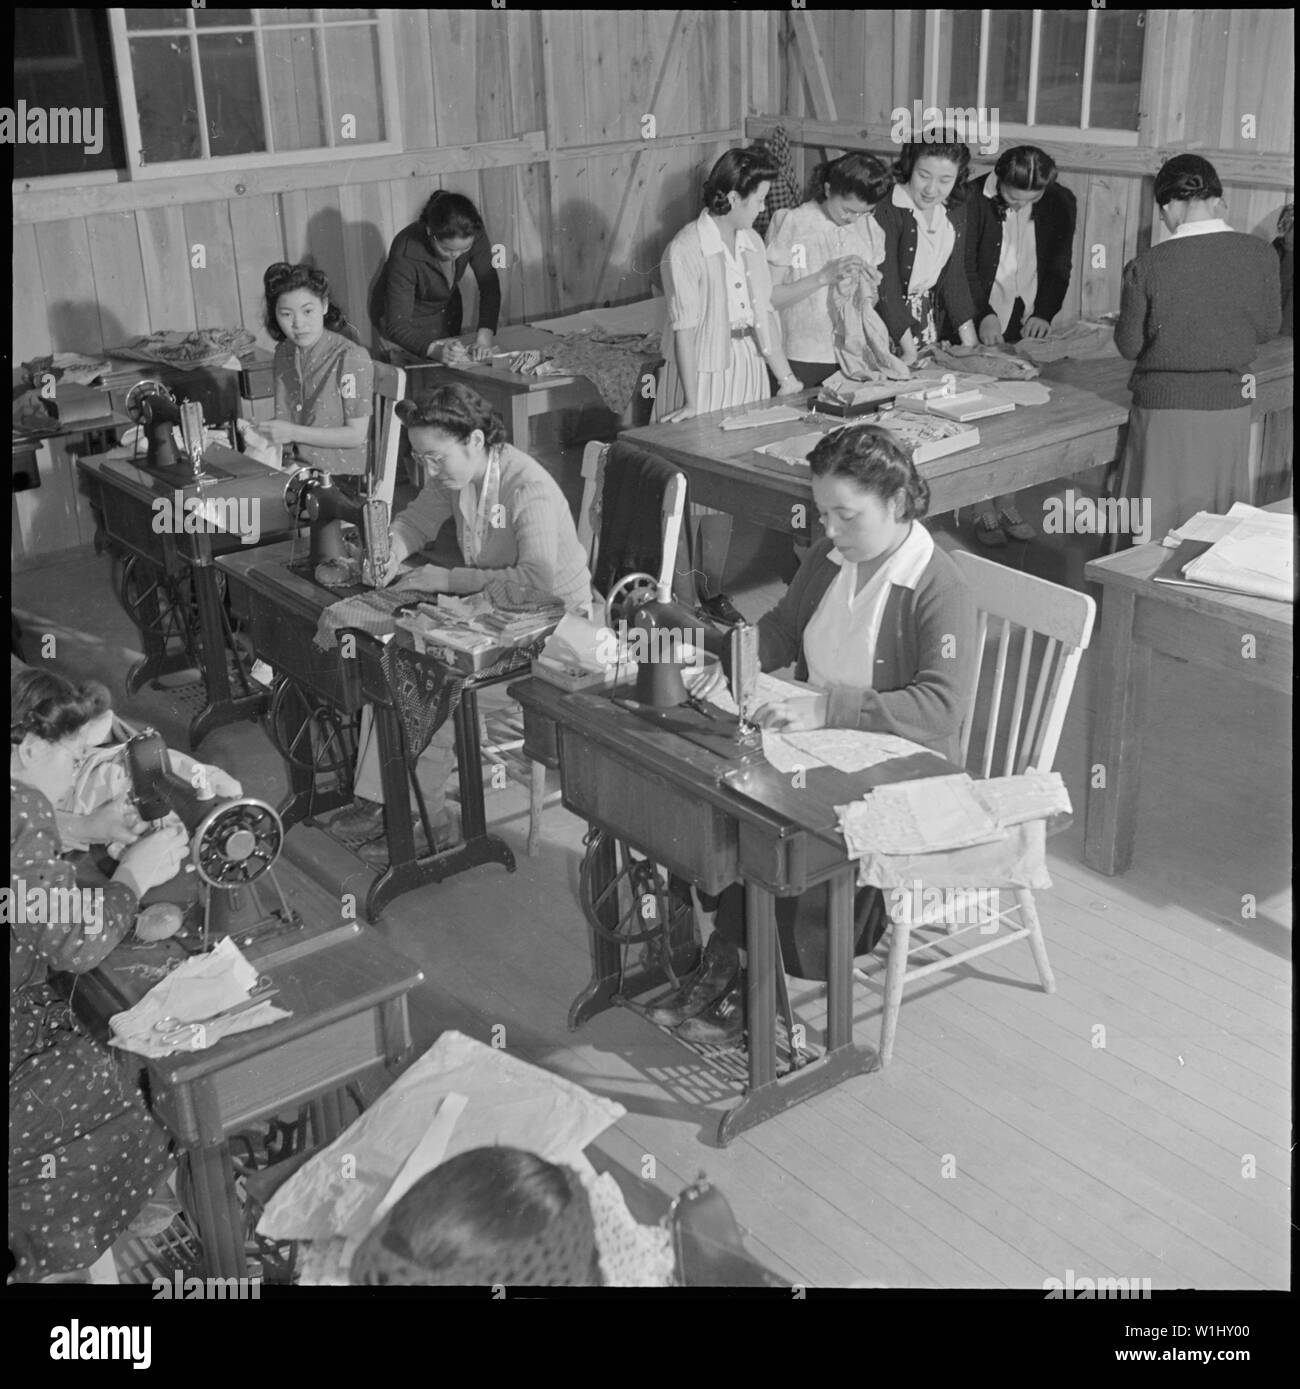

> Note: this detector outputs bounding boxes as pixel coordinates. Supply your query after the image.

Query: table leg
[825,868,854,1050]
[188,564,269,747]
[1084,586,1149,875]
[183,1141,248,1279]
[568,828,624,1029]
[508,394,531,450]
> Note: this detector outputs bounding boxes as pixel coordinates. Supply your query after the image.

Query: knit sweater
[873,193,977,346]
[1114,231,1281,410]
[380,222,503,358]
[754,535,977,761]
[390,443,592,611]
[965,180,1077,327]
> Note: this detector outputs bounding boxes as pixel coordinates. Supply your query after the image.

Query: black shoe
[676,972,745,1045]
[327,798,386,840]
[698,593,744,626]
[644,936,740,1027]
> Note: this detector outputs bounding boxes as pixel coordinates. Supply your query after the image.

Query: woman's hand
[438,338,472,365]
[682,660,725,704]
[115,823,190,897]
[821,254,866,288]
[1021,315,1051,339]
[898,331,919,367]
[81,797,141,847]
[471,329,496,362]
[775,374,803,397]
[661,403,698,424]
[394,564,451,594]
[978,313,1004,346]
[753,693,828,732]
[365,534,408,588]
[955,321,980,348]
[260,419,298,446]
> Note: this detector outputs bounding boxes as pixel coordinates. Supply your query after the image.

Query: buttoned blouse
[272,329,374,475]
[985,173,1039,329]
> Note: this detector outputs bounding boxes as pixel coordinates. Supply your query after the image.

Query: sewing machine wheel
[124,379,175,425]
[115,554,201,665]
[191,796,283,887]
[604,571,661,626]
[283,465,329,522]
[579,829,688,949]
[267,675,357,778]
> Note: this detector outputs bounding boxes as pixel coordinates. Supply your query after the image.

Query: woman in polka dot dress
[9,666,187,1280]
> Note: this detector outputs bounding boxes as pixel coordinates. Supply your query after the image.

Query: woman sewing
[9,666,188,1280]
[379,190,501,365]
[651,426,977,1043]
[326,382,592,862]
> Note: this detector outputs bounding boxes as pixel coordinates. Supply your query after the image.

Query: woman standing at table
[327,382,592,862]
[655,148,803,621]
[766,151,896,389]
[9,666,187,1281]
[650,426,977,1042]
[964,145,1078,546]
[379,190,501,366]
[1115,155,1280,543]
[873,135,980,363]
[261,261,374,477]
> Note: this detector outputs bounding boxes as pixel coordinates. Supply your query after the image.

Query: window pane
[264,27,325,151]
[948,10,981,108]
[199,32,265,157]
[13,7,126,176]
[1090,8,1144,130]
[195,8,252,25]
[259,9,314,22]
[325,25,384,144]
[986,10,1031,124]
[131,35,202,164]
[1036,10,1087,126]
[125,8,187,29]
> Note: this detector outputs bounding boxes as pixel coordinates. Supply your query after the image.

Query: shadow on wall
[281,207,390,357]
[47,304,130,359]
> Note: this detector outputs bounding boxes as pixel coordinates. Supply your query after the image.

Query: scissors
[153,978,279,1046]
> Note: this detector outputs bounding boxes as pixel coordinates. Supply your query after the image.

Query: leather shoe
[974,512,1007,547]
[326,798,386,840]
[698,592,744,626]
[356,813,456,867]
[998,506,1035,542]
[676,972,745,1045]
[644,935,740,1027]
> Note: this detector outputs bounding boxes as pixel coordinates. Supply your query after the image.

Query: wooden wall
[12,10,745,364]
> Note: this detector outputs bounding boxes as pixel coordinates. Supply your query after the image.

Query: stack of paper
[1156,504,1293,602]
[719,405,806,430]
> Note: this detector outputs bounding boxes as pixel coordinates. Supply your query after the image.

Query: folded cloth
[1012,320,1121,363]
[929,345,1041,380]
[847,817,1052,892]
[110,936,291,1058]
[533,329,662,414]
[312,588,411,649]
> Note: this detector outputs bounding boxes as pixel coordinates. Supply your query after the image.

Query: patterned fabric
[312,589,410,651]
[272,328,373,476]
[379,641,466,763]
[752,126,801,240]
[535,330,662,415]
[9,781,171,1279]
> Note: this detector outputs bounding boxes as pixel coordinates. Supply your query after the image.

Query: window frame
[924,6,1143,149]
[106,6,403,181]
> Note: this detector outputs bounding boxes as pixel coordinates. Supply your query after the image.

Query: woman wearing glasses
[9,665,187,1281]
[379,191,502,366]
[327,382,592,860]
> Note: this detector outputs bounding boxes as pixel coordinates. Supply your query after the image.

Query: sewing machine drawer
[558,735,738,895]
[89,479,186,574]
[231,585,363,711]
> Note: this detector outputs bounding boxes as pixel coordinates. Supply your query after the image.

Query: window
[936,9,1145,141]
[107,8,400,176]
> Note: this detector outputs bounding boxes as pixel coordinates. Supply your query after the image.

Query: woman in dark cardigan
[964,145,1078,545]
[873,136,980,362]
[652,427,977,1042]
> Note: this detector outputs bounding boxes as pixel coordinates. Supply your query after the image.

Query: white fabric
[458,446,502,566]
[892,184,954,296]
[653,333,766,421]
[767,201,886,363]
[1167,217,1234,239]
[985,173,1039,331]
[803,521,935,692]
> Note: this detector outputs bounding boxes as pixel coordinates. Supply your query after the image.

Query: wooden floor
[13,471,1290,1291]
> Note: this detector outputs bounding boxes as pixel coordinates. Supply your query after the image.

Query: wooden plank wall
[768,8,1294,327]
[12,10,743,364]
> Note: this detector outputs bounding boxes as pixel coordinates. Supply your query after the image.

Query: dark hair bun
[1154,153,1223,207]
[807,424,930,520]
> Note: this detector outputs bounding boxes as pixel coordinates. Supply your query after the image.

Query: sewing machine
[124,379,240,483]
[123,728,307,957]
[282,465,390,584]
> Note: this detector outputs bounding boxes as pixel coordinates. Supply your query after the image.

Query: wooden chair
[577,440,609,577]
[367,361,406,507]
[852,551,1097,1065]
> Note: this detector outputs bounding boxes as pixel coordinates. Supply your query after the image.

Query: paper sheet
[719,405,806,430]
[369,1092,468,1224]
[838,774,1004,856]
[1166,503,1293,546]
[781,729,931,774]
[982,381,1052,407]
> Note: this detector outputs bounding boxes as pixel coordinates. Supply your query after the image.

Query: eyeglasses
[409,451,446,470]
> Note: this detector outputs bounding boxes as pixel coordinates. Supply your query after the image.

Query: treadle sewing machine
[282,464,390,583]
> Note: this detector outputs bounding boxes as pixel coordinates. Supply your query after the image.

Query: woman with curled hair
[963,145,1078,546]
[329,381,592,860]
[1115,154,1281,542]
[262,261,374,476]
[379,190,501,365]
[873,135,979,363]
[652,426,978,1039]
[9,667,187,1281]
[655,147,803,618]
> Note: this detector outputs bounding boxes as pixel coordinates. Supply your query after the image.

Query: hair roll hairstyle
[10,666,111,746]
[421,190,485,242]
[702,148,779,216]
[990,144,1058,220]
[808,151,894,207]
[263,262,351,341]
[894,135,972,205]
[807,424,930,520]
[350,1147,599,1287]
[1153,154,1223,208]
[396,380,508,448]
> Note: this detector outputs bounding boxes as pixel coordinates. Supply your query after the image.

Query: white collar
[982,172,999,201]
[1169,217,1234,239]
[892,183,950,224]
[828,520,934,588]
[697,209,760,259]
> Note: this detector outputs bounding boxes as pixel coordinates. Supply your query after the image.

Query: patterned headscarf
[752,126,801,239]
